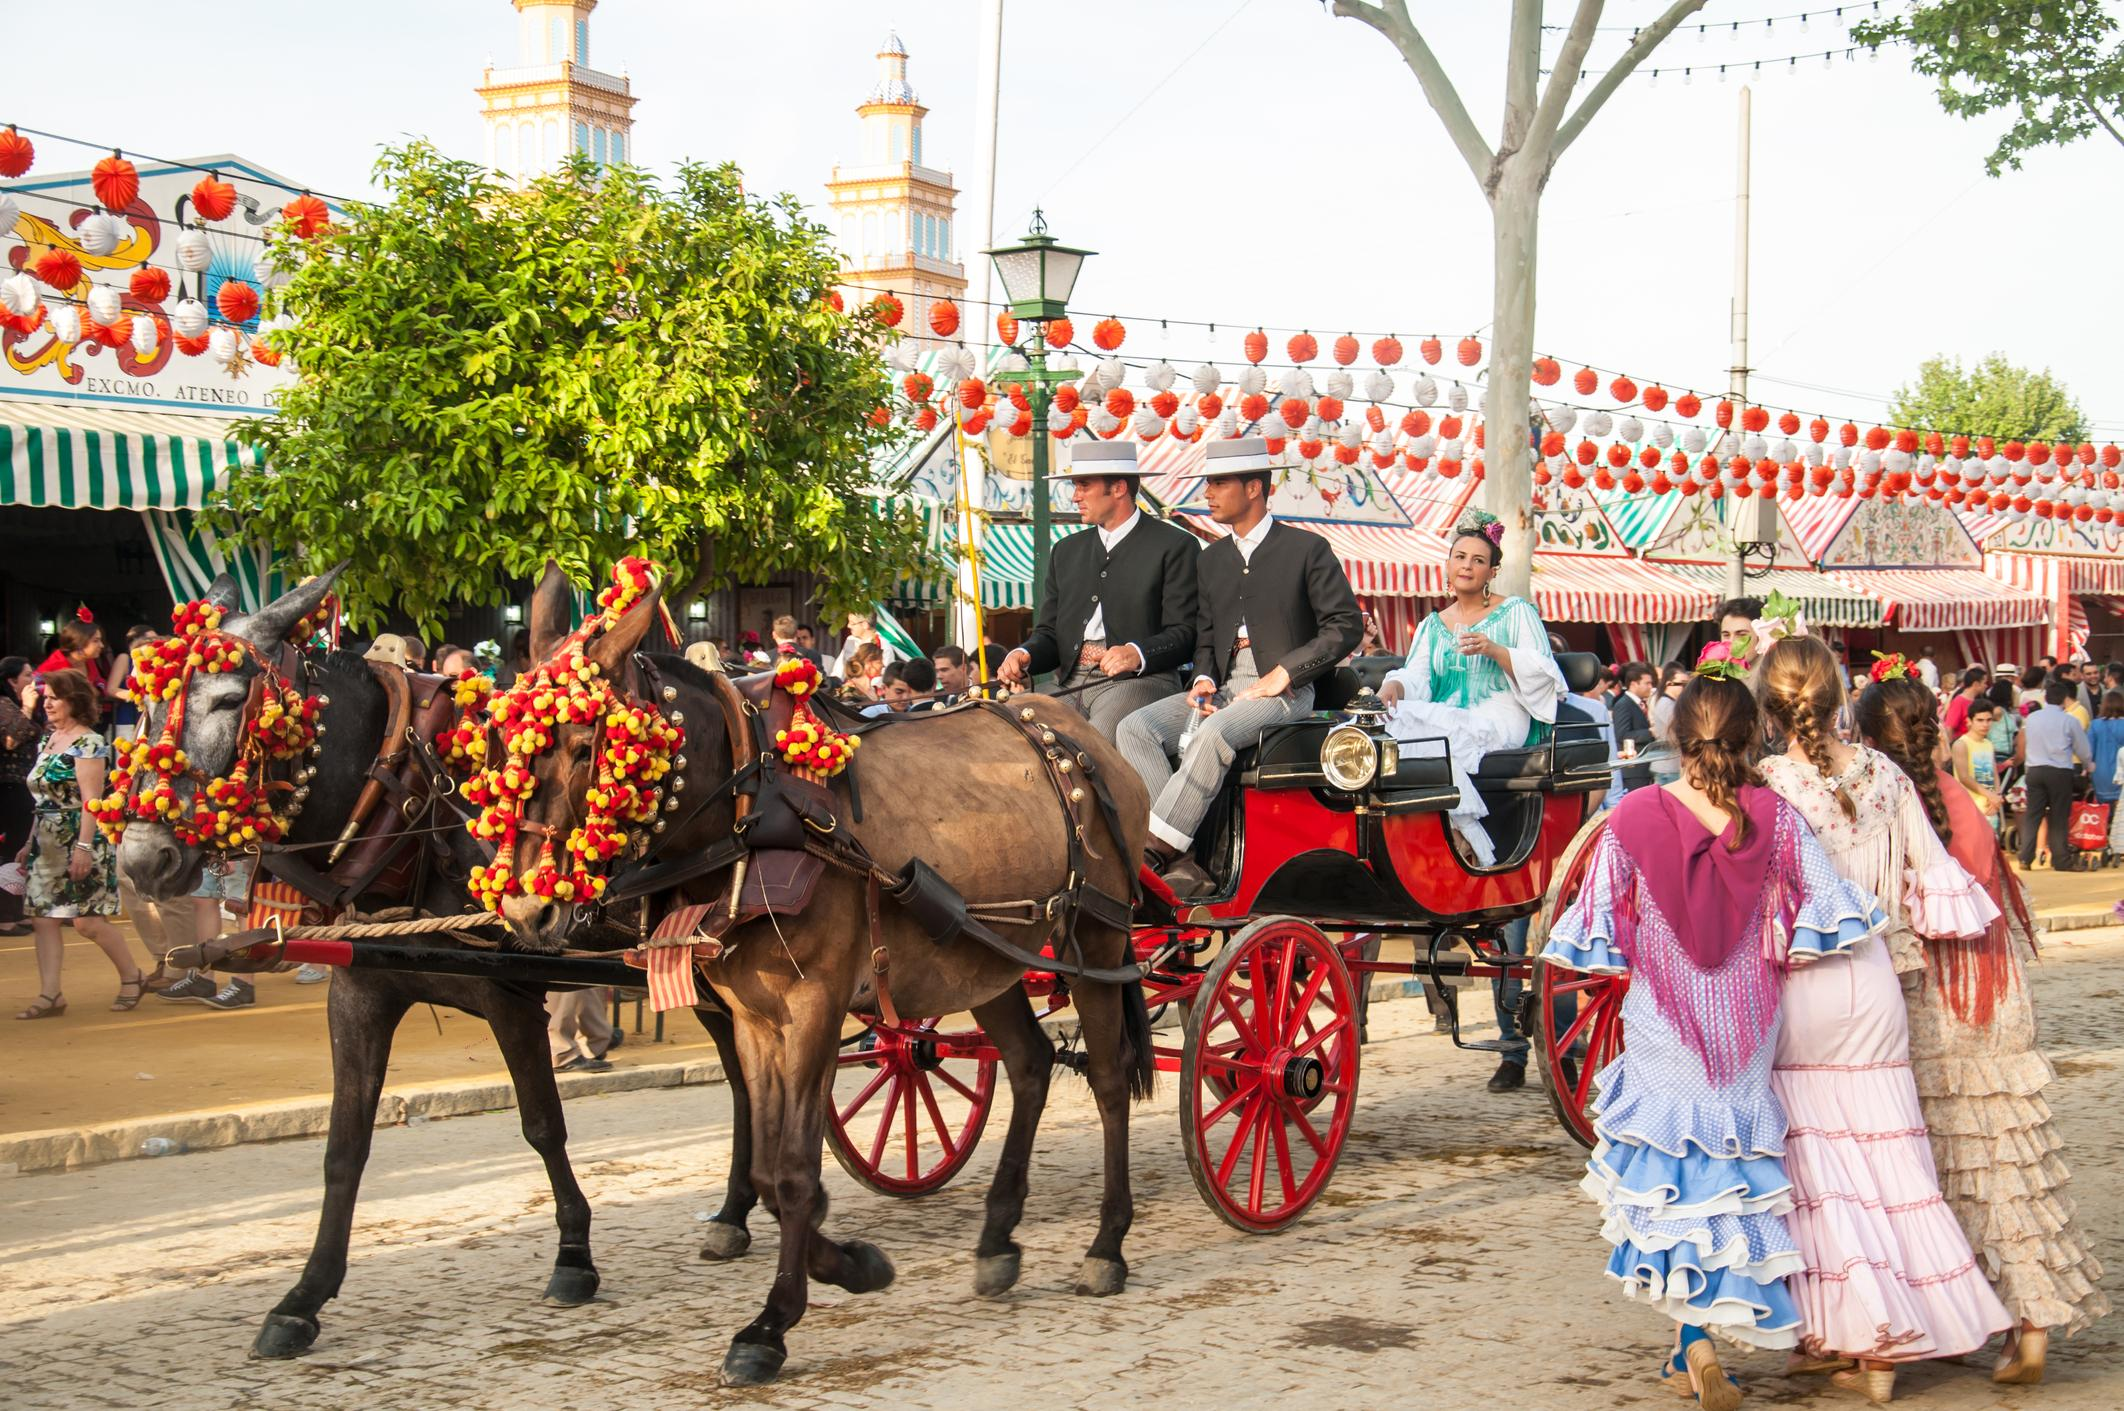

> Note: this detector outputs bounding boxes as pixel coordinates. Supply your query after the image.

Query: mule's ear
[587,583,661,680]
[527,560,572,664]
[228,562,345,650]
[203,573,241,612]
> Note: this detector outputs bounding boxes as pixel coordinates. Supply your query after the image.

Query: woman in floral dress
[1857,672,2109,1383]
[12,669,150,1019]
[1544,651,1884,1409]
[1755,635,2012,1402]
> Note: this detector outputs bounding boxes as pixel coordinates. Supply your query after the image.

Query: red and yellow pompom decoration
[770,650,857,778]
[90,597,322,849]
[456,560,684,912]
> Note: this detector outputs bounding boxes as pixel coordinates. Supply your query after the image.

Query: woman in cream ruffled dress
[1755,634,2012,1403]
[1856,670,2109,1384]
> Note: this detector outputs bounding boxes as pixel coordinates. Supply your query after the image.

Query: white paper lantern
[176,228,211,272]
[1412,433,1438,459]
[1238,365,1267,398]
[1741,433,1767,461]
[1830,445,1853,471]
[87,285,122,326]
[1857,448,1881,475]
[1616,416,1643,444]
[1440,438,1464,462]
[1337,422,1362,449]
[1988,456,2011,483]
[1548,405,1577,435]
[1096,355,1125,385]
[210,326,241,366]
[1682,426,1707,455]
[1447,382,1468,413]
[1047,402,1073,432]
[172,298,209,337]
[1324,368,1353,400]
[1088,407,1120,436]
[2064,485,2087,507]
[1362,370,1394,403]
[1883,448,1912,475]
[0,271,37,317]
[1584,411,1613,439]
[2034,457,2059,483]
[46,303,80,343]
[1214,409,1239,439]
[1132,407,1165,439]
[130,314,158,356]
[1174,406,1200,436]
[1412,375,1438,407]
[1077,367,1107,401]
[1650,422,1674,450]
[1301,415,1322,439]
[1803,442,1825,468]
[1191,362,1221,396]
[1279,368,1314,401]
[76,212,126,257]
[1772,439,1796,463]
[1371,430,1394,456]
[1146,360,1176,392]
[993,349,1029,374]
[0,193,17,233]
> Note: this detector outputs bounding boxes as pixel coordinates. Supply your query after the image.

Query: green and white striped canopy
[1,403,265,511]
[884,498,1075,610]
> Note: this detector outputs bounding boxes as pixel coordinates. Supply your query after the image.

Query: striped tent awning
[886,501,1075,611]
[1827,568,2049,631]
[1658,564,1888,628]
[1529,555,1720,624]
[1,402,265,510]
[1987,550,2124,597]
[1176,511,1451,597]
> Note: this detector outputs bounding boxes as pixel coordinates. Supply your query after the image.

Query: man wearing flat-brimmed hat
[998,440,1200,740]
[1117,437,1361,892]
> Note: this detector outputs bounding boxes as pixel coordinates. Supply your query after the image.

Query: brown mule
[500,567,1157,1387]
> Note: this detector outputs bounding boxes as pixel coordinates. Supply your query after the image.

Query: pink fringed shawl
[1604,784,1805,1084]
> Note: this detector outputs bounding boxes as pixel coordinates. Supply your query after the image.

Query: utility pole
[1724,84,1753,601]
[956,0,1006,657]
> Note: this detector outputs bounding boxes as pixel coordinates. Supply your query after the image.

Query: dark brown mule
[501,570,1155,1386]
[116,572,761,1361]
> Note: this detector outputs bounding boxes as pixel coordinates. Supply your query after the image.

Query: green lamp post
[984,210,1094,609]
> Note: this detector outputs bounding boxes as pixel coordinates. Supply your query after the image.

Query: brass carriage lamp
[984,210,1096,612]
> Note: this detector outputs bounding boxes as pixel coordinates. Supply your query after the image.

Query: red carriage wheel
[1531,819,1627,1149]
[824,1019,996,1197]
[1180,917,1360,1233]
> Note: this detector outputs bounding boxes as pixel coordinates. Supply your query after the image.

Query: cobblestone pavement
[6,932,2123,1411]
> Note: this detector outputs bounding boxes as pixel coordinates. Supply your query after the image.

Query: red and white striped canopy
[1987,551,2124,598]
[1178,512,1450,596]
[1530,554,1719,625]
[1827,568,2049,632]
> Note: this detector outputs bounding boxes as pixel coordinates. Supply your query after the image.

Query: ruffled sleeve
[1382,618,1434,704]
[1893,768,2000,950]
[1786,808,1886,963]
[1541,828,1629,973]
[1493,597,1565,727]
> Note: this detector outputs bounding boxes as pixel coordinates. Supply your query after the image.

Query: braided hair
[1856,677,1951,844]
[1672,674,1766,850]
[1758,635,1857,820]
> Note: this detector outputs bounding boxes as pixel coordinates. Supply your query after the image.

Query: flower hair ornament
[1694,639,1753,682]
[1747,589,1808,653]
[1869,651,1923,684]
[74,604,95,624]
[1454,507,1506,549]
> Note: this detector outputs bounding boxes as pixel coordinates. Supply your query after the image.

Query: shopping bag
[2069,800,2110,853]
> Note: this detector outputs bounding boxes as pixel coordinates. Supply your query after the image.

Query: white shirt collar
[1232,513,1275,552]
[1097,510,1141,551]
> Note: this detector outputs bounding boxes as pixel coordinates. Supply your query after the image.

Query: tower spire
[477,1,637,184]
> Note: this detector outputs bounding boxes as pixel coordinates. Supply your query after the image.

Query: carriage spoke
[838,1063,894,1126]
[1282,962,1330,1044]
[1270,1111,1299,1206]
[916,1073,959,1160]
[1553,990,1603,1055]
[866,1075,903,1169]
[1201,1072,1259,1128]
[1292,1013,1349,1059]
[931,1065,982,1105]
[1214,987,1263,1054]
[1289,1100,1329,1159]
[902,1074,922,1180]
[1247,1098,1272,1211]
[1215,1092,1266,1189]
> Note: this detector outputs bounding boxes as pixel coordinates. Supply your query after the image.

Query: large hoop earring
[1482,583,1492,608]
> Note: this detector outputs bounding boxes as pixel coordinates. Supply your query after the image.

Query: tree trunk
[1484,170,1542,602]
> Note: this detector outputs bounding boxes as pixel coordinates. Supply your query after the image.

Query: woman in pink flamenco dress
[1754,633,2011,1404]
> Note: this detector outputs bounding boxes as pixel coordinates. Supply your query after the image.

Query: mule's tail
[1120,976,1156,1101]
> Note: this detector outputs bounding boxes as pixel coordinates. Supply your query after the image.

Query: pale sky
[13,0,2120,431]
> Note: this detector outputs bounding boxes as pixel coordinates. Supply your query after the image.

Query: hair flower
[1694,639,1752,682]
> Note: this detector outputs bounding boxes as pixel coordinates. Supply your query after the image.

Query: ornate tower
[828,32,966,346]
[477,1,637,183]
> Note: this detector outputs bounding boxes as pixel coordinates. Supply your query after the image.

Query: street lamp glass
[984,213,1093,323]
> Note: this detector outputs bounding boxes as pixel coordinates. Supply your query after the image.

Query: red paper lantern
[965,409,993,436]
[1639,446,1660,470]
[867,405,892,429]
[1532,356,1560,386]
[1594,468,1617,491]
[1401,410,1431,436]
[1609,375,1638,404]
[2003,439,2026,461]
[1438,415,1464,440]
[1575,440,1598,466]
[1103,387,1134,419]
[215,280,260,325]
[129,268,170,302]
[1243,329,1268,364]
[1316,395,1345,422]
[1365,405,1386,432]
[870,293,904,327]
[1675,392,1702,419]
[1863,426,1890,452]
[1240,393,1269,422]
[1287,332,1318,363]
[282,193,332,240]
[191,176,238,222]
[825,290,844,313]
[1651,473,1673,494]
[1741,405,1769,433]
[914,406,938,432]
[1573,366,1598,396]
[1200,393,1224,419]
[928,299,960,338]
[1335,443,1361,465]
[958,377,987,410]
[32,248,81,290]
[91,153,140,210]
[1279,397,1308,429]
[1092,316,1126,351]
[1774,411,1798,436]
[1373,336,1404,366]
[902,371,933,402]
[1455,336,1482,366]
[1053,384,1081,414]
[2104,445,2122,469]
[0,126,33,178]
[1298,438,1324,460]
[996,311,1019,344]
[1438,457,1462,478]
[1419,336,1442,365]
[1045,317,1073,349]
[1715,400,1735,429]
[2079,442,2097,465]
[1839,422,1860,448]
[1924,431,1944,456]
[2028,441,2052,466]
[1150,389,1180,419]
[1333,334,1359,366]
[1804,419,1828,444]
[1641,385,1669,412]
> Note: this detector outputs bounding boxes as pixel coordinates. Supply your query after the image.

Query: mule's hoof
[973,1248,1022,1299]
[838,1239,896,1294]
[1073,1256,1128,1298]
[251,1312,320,1360]
[698,1220,751,1262]
[543,1263,601,1305]
[721,1340,787,1387]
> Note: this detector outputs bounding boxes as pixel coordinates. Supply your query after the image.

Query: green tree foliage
[1856,1,2124,175]
[1890,353,2088,441]
[229,142,930,632]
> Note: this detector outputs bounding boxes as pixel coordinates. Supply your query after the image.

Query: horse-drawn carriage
[822,650,1629,1231]
[109,564,1629,1383]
